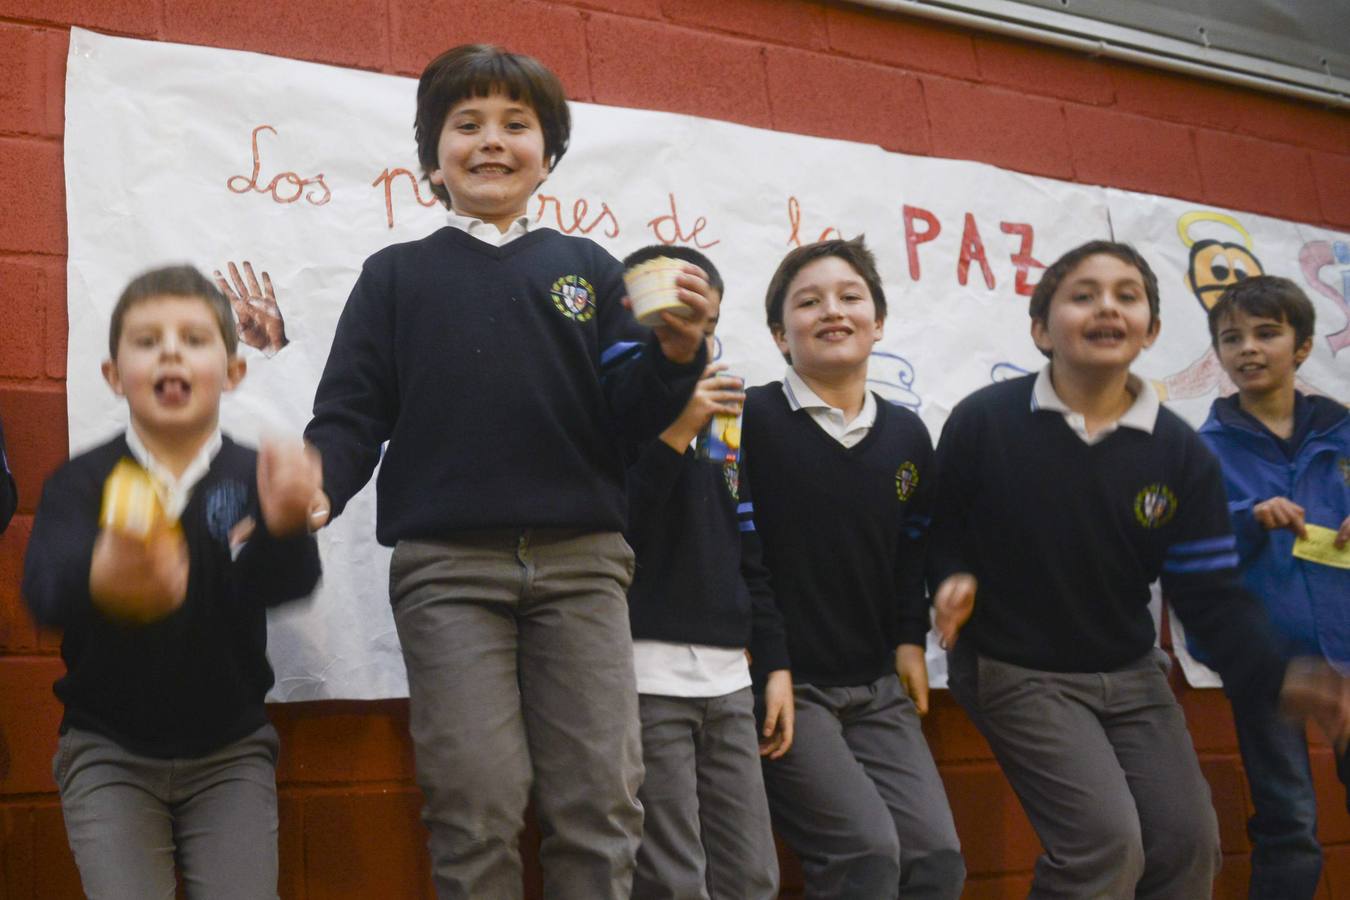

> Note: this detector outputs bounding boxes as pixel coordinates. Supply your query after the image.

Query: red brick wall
[1,1,1347,896]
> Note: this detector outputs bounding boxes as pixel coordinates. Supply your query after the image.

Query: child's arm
[304,265,399,521]
[894,420,938,714]
[598,258,709,443]
[234,440,322,607]
[927,401,982,649]
[23,461,185,627]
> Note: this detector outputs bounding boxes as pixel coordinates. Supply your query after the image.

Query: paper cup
[624,256,693,326]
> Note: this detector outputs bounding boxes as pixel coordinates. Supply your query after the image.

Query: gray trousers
[389,530,644,900]
[634,688,779,900]
[53,723,280,900]
[760,673,965,900]
[947,642,1221,899]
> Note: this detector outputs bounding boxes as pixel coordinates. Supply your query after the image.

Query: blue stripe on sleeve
[1167,535,1238,558]
[1163,553,1240,574]
[600,341,643,368]
[737,502,754,515]
[738,521,756,532]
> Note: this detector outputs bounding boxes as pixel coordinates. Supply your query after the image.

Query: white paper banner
[64,29,1350,698]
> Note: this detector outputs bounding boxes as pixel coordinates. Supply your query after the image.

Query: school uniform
[1197,393,1350,899]
[625,434,788,900]
[23,430,321,899]
[305,215,704,900]
[741,373,964,900]
[932,369,1288,900]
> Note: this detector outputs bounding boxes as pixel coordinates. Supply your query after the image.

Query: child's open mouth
[472,164,512,176]
[1085,327,1126,343]
[155,376,191,405]
[816,327,853,341]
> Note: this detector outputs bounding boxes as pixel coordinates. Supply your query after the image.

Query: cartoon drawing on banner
[214,261,288,358]
[867,351,921,411]
[990,362,1031,383]
[1156,211,1328,402]
[1299,238,1350,356]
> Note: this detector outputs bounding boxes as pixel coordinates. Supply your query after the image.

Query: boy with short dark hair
[24,264,322,898]
[1197,275,1350,899]
[622,244,792,900]
[743,237,965,899]
[304,44,713,899]
[931,240,1347,898]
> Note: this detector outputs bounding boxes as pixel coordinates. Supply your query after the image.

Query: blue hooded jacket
[1198,393,1350,664]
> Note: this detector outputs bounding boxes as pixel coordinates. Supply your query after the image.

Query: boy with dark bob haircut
[1197,275,1349,899]
[931,240,1349,899]
[622,243,793,900]
[25,265,322,898]
[745,237,964,899]
[305,44,713,900]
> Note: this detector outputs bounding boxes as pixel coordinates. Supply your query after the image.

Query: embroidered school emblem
[1133,483,1177,529]
[205,479,250,545]
[550,275,597,322]
[895,461,919,502]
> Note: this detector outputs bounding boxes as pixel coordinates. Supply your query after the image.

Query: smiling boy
[1197,275,1350,899]
[742,238,964,899]
[304,45,713,899]
[930,241,1350,899]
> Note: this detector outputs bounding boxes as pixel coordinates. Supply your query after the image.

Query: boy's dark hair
[1207,275,1316,353]
[109,265,238,359]
[1028,240,1160,359]
[622,245,724,298]
[764,236,886,334]
[415,44,571,208]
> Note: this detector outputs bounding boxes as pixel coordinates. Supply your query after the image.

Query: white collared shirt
[781,368,877,448]
[1030,365,1158,446]
[125,426,223,520]
[445,208,531,247]
[632,641,751,698]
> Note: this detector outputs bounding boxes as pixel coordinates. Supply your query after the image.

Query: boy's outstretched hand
[1280,657,1350,752]
[896,643,930,715]
[257,440,324,537]
[643,263,713,365]
[760,668,795,760]
[89,525,188,624]
[933,573,977,651]
[1254,496,1307,539]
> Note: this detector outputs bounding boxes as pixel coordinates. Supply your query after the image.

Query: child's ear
[1143,315,1161,349]
[872,315,884,343]
[1030,318,1053,355]
[224,356,247,392]
[771,325,790,359]
[101,359,124,396]
[1294,336,1313,368]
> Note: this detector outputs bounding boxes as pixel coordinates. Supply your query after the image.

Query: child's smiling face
[1031,253,1159,376]
[103,295,244,446]
[772,255,883,377]
[429,89,548,230]
[1214,308,1311,398]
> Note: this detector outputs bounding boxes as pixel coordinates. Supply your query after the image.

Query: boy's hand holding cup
[90,460,188,623]
[624,258,713,365]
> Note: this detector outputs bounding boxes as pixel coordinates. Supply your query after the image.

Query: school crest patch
[205,479,250,545]
[550,275,597,322]
[1133,483,1177,529]
[895,461,919,502]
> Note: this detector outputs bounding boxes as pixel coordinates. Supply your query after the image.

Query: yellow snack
[100,459,171,540]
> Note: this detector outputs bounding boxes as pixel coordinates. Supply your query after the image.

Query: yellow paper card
[1292,524,1350,570]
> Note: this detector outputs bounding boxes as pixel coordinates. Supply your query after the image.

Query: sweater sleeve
[593,248,706,443]
[304,261,399,520]
[233,517,322,609]
[624,439,687,553]
[895,417,935,647]
[1163,439,1286,705]
[22,459,101,629]
[737,454,790,678]
[927,398,980,590]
